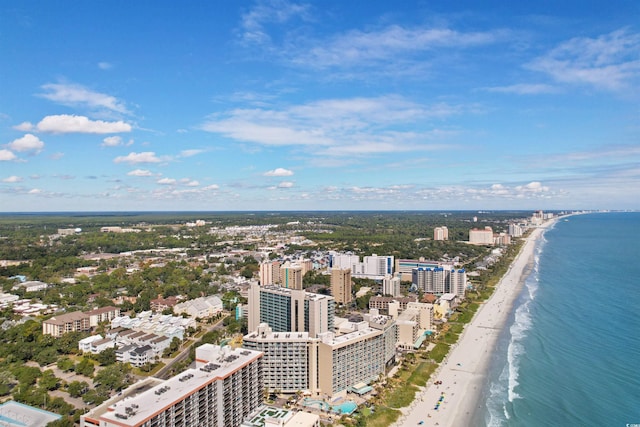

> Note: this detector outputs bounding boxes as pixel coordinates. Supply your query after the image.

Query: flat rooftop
[0,401,62,427]
[87,346,262,426]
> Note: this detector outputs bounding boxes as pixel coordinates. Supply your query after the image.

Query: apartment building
[382,273,402,297]
[395,258,455,281]
[330,268,352,304]
[279,262,303,290]
[242,323,316,394]
[412,268,467,298]
[433,226,449,241]
[317,318,396,398]
[469,226,494,245]
[247,284,335,337]
[42,311,90,337]
[243,312,396,399]
[82,345,263,427]
[259,261,281,286]
[85,306,120,327]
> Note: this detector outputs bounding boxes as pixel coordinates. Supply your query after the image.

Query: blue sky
[1,1,639,212]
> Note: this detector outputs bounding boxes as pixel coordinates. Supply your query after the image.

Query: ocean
[476,212,640,427]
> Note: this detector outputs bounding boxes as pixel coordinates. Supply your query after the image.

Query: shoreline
[397,219,556,427]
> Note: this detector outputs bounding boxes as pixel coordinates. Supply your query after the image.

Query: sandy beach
[395,220,555,427]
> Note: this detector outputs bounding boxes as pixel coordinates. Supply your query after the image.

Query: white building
[382,273,402,297]
[12,280,48,292]
[82,344,264,427]
[173,295,223,319]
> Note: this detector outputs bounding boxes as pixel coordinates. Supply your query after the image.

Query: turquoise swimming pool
[302,398,358,415]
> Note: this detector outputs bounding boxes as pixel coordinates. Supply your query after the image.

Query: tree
[95,347,117,366]
[57,357,75,372]
[75,357,95,378]
[94,363,131,392]
[67,380,89,398]
[39,370,59,391]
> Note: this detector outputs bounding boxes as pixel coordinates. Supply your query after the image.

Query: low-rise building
[173,295,223,319]
[42,311,90,337]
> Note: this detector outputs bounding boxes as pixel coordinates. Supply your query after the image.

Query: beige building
[43,311,91,337]
[331,268,352,304]
[259,261,281,286]
[280,262,303,290]
[469,226,494,245]
[85,306,121,327]
[433,226,449,241]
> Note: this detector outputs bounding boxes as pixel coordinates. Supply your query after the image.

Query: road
[154,313,229,379]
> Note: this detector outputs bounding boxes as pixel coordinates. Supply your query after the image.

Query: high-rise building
[412,268,466,298]
[317,316,396,398]
[448,269,467,297]
[382,273,402,297]
[508,223,523,237]
[243,313,396,399]
[81,344,263,427]
[248,284,335,337]
[329,253,360,271]
[331,268,352,304]
[433,226,449,241]
[243,323,317,394]
[259,261,281,286]
[395,258,455,281]
[361,254,394,277]
[280,262,303,290]
[469,226,494,245]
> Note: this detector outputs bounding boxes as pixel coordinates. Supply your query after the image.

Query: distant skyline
[1,1,639,212]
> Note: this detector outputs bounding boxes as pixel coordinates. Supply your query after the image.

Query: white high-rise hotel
[81,345,263,427]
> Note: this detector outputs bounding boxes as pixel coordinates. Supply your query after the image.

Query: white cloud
[291,25,505,69]
[202,184,220,191]
[0,149,17,161]
[278,181,294,188]
[527,29,640,91]
[13,122,33,131]
[239,0,310,46]
[39,83,129,114]
[8,134,44,153]
[184,180,200,187]
[202,96,461,157]
[482,83,559,95]
[23,115,132,134]
[127,169,154,177]
[157,178,177,185]
[515,181,549,193]
[28,188,41,194]
[114,152,162,164]
[98,62,113,70]
[179,149,205,157]
[264,167,294,176]
[2,175,22,183]
[102,136,122,147]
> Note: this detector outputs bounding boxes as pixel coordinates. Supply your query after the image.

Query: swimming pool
[302,398,358,415]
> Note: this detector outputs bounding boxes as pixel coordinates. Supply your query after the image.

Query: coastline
[397,219,556,427]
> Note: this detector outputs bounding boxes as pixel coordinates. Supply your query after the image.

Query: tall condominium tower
[469,226,494,245]
[259,261,280,286]
[412,268,467,298]
[279,262,303,290]
[81,344,263,427]
[382,273,402,297]
[248,283,335,337]
[331,268,352,304]
[433,226,449,241]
